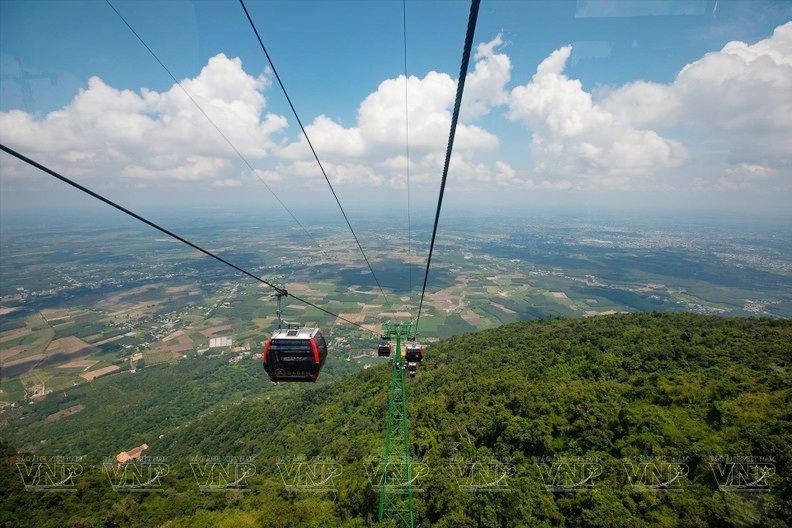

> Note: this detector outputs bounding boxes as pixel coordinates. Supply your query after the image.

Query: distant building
[116,443,149,464]
[209,336,232,348]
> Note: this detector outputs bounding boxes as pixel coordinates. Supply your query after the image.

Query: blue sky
[3,1,788,111]
[1,0,791,215]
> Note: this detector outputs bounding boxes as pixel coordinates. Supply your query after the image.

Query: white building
[209,336,232,348]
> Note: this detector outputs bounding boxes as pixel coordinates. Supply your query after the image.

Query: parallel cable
[403,0,413,303]
[0,144,376,335]
[238,0,391,307]
[414,0,480,335]
[104,0,323,252]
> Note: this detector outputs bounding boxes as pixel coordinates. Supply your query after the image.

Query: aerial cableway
[4,0,480,524]
[105,0,323,255]
[412,0,480,340]
[375,1,481,527]
[239,0,392,309]
[0,143,378,383]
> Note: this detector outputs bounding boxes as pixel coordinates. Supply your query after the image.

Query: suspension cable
[403,0,413,304]
[238,0,391,307]
[0,144,376,335]
[414,0,480,335]
[104,0,324,253]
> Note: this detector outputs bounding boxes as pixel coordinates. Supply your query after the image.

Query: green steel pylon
[377,322,415,528]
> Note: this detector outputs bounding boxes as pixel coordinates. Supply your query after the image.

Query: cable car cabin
[377,343,391,357]
[405,344,424,363]
[407,361,418,378]
[263,328,327,382]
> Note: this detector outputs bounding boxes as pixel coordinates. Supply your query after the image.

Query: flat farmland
[0,211,788,409]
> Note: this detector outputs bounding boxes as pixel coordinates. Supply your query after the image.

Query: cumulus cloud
[508,46,686,189]
[212,178,243,188]
[714,163,777,191]
[278,114,365,159]
[279,72,499,161]
[0,37,514,193]
[357,71,498,152]
[3,25,789,199]
[278,35,510,162]
[603,22,792,173]
[0,54,287,183]
[405,152,535,191]
[259,159,388,188]
[461,33,512,121]
[263,149,515,192]
[491,160,573,190]
[505,22,792,192]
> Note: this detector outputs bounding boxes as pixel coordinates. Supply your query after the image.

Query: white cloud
[279,72,499,161]
[264,149,518,193]
[262,159,387,188]
[4,25,788,200]
[506,22,792,193]
[461,33,512,121]
[277,35,510,164]
[714,163,777,191]
[508,45,686,189]
[599,81,680,128]
[212,178,243,188]
[491,160,573,190]
[0,53,287,183]
[279,114,365,159]
[121,155,230,181]
[0,36,526,194]
[359,71,500,152]
[252,168,283,183]
[603,22,792,172]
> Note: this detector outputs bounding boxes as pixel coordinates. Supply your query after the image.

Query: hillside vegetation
[1,312,790,527]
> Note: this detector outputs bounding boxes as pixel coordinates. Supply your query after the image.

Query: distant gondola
[407,361,418,378]
[405,344,424,363]
[377,336,390,357]
[263,327,327,382]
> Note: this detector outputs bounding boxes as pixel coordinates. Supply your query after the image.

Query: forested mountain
[2,312,790,527]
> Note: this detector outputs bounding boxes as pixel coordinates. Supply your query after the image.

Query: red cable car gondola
[405,344,424,363]
[377,343,391,357]
[262,327,327,382]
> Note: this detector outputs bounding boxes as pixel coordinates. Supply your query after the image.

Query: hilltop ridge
[2,312,790,527]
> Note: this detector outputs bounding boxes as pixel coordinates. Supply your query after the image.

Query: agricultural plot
[0,213,789,408]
